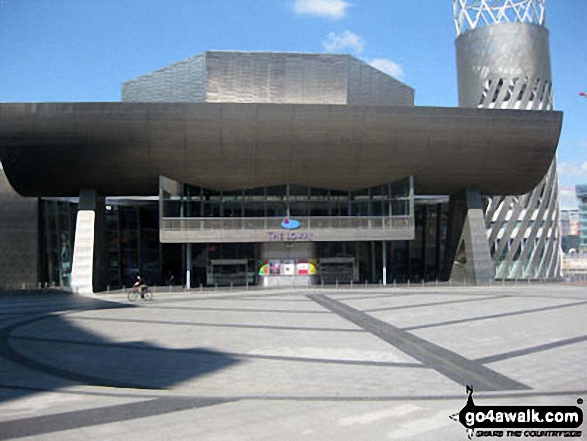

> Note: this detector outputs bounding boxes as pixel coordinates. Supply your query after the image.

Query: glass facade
[105,203,161,287]
[40,192,447,289]
[41,199,164,289]
[575,185,587,253]
[40,199,76,288]
[161,181,412,220]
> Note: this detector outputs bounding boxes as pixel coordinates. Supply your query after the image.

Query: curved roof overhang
[0,102,562,197]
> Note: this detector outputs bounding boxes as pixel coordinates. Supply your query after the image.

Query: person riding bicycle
[133,275,148,299]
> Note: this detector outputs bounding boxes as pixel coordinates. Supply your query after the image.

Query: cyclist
[133,275,148,299]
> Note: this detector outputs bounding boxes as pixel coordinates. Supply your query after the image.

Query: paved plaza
[0,284,585,440]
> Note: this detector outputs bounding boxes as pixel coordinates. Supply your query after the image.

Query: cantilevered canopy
[0,102,561,197]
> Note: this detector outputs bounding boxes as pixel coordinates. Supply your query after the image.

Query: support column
[186,243,192,289]
[382,241,387,286]
[421,204,428,280]
[442,189,494,285]
[71,189,107,294]
[435,203,442,280]
[370,241,376,283]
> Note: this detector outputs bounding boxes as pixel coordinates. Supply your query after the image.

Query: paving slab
[0,285,585,440]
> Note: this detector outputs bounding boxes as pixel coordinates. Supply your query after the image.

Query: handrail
[161,216,414,231]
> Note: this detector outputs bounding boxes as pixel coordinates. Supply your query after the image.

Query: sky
[0,0,585,208]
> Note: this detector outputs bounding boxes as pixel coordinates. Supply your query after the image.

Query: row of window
[162,182,412,218]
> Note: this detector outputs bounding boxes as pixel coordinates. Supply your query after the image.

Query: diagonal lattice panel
[454,0,562,280]
[454,0,546,35]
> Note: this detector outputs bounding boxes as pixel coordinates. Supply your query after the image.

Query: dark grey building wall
[0,166,38,289]
[0,102,562,198]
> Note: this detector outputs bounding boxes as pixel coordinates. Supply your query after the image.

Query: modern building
[560,208,580,253]
[454,0,562,280]
[561,189,587,279]
[0,48,562,292]
[0,1,564,292]
[575,185,587,253]
[560,208,580,237]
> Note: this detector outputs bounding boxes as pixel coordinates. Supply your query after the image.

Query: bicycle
[127,285,153,302]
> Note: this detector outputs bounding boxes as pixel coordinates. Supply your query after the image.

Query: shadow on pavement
[0,290,241,403]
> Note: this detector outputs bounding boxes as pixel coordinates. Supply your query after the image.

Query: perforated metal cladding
[456,21,561,279]
[456,23,553,109]
[121,52,414,106]
[476,76,553,110]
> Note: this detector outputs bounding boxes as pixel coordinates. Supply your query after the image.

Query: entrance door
[207,259,249,286]
[319,257,356,284]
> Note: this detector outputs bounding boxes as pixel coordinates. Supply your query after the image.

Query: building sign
[258,259,317,276]
[281,260,295,275]
[268,231,313,242]
[281,216,301,229]
[296,260,317,275]
[269,260,280,275]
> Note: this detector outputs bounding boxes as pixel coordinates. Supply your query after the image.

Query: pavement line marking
[362,294,507,313]
[338,404,421,426]
[0,397,235,440]
[70,315,364,333]
[11,335,424,368]
[0,315,164,390]
[475,334,587,364]
[1,384,584,402]
[306,294,529,392]
[386,410,454,439]
[403,299,587,331]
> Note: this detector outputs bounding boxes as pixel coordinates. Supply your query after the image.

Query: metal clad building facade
[0,46,563,290]
[0,169,39,289]
[454,0,561,280]
[122,52,415,106]
[121,53,206,102]
[456,23,553,110]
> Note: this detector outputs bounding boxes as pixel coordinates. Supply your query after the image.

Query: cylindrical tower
[454,0,561,279]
